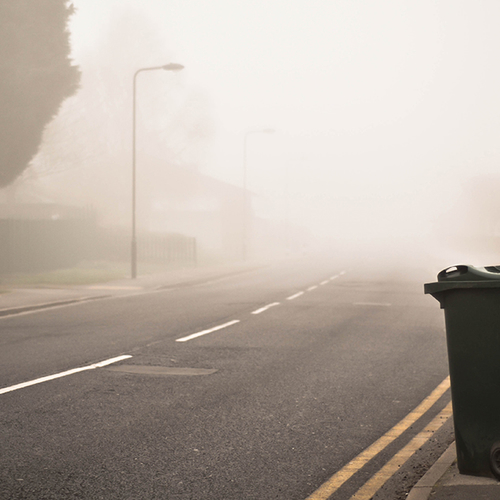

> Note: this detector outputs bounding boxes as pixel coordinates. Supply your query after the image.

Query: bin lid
[424,265,500,306]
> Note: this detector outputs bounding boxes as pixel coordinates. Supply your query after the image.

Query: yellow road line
[305,376,450,500]
[350,402,453,499]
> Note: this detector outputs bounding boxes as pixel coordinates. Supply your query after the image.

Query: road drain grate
[106,365,218,376]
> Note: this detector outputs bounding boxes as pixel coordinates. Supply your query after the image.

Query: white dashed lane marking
[176,320,241,342]
[251,302,280,315]
[353,302,392,307]
[0,355,133,396]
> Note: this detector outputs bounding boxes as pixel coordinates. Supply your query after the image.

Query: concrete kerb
[407,441,500,499]
[0,263,264,318]
[407,443,457,500]
[0,295,111,318]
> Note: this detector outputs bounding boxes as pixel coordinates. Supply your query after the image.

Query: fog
[6,0,500,272]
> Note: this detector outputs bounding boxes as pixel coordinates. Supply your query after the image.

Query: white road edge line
[175,320,241,342]
[0,355,132,396]
[251,302,280,315]
[307,285,318,292]
[287,291,305,301]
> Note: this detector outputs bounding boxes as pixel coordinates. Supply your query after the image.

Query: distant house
[0,157,305,264]
[143,159,247,260]
[141,157,312,261]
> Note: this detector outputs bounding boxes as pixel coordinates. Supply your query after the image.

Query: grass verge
[0,260,204,287]
[0,261,128,287]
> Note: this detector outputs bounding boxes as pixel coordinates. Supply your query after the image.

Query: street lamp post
[131,63,184,279]
[242,128,275,261]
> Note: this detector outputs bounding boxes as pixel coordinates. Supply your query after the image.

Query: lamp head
[162,63,184,71]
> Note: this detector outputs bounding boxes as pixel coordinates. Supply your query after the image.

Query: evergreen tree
[0,0,80,188]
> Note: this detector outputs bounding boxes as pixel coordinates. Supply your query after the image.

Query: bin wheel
[490,443,500,480]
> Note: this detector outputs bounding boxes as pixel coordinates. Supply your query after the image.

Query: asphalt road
[0,256,451,499]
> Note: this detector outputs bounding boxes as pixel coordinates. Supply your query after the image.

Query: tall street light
[131,63,184,279]
[242,128,275,261]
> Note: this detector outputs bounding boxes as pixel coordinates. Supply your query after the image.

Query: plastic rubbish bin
[425,265,500,479]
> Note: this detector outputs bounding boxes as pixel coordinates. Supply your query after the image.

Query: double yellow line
[306,376,451,500]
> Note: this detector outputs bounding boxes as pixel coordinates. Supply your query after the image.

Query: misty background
[3,0,500,272]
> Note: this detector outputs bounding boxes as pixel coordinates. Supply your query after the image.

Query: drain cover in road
[106,365,218,376]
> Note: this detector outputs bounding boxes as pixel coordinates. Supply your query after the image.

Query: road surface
[0,256,452,499]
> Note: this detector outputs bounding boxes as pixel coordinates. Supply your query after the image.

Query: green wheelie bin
[425,265,500,479]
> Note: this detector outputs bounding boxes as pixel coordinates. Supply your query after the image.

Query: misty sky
[66,0,500,255]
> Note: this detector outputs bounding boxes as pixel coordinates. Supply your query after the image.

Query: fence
[0,219,196,274]
[97,229,196,265]
[137,233,196,264]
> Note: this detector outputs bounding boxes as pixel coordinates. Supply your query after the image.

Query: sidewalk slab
[408,442,500,500]
[431,457,500,500]
[0,263,263,317]
[0,287,109,313]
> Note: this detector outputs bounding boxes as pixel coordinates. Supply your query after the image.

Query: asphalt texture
[0,257,453,499]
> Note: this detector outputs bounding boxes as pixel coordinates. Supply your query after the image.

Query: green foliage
[0,0,80,187]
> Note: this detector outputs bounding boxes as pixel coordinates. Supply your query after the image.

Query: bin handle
[438,265,469,281]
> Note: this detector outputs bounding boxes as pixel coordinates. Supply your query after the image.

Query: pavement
[2,262,500,499]
[408,441,500,499]
[0,262,263,317]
